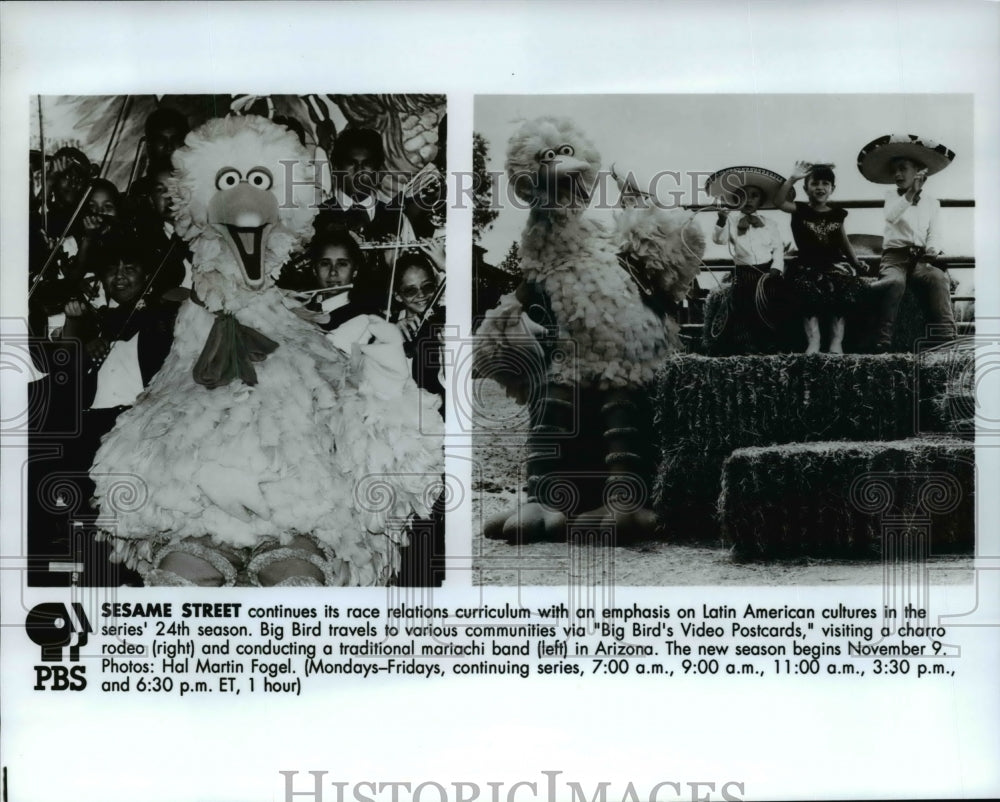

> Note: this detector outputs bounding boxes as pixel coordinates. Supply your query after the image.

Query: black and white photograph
[472,94,975,584]
[25,93,447,587]
[2,3,998,802]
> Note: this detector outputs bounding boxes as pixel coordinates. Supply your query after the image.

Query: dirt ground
[470,379,973,586]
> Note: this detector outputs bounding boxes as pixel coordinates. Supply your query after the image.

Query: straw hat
[856,134,955,184]
[704,166,790,210]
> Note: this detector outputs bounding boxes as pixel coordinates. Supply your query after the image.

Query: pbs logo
[25,602,91,691]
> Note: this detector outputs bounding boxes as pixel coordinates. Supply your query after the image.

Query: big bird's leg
[483,382,573,543]
[572,389,658,541]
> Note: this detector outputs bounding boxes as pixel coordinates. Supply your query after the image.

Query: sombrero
[704,166,790,210]
[857,134,955,184]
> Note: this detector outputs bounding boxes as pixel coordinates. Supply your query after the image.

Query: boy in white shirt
[708,167,788,353]
[857,134,957,351]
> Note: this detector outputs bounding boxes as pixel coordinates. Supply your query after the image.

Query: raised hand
[790,160,812,181]
[418,238,446,272]
[64,299,89,318]
[81,214,103,235]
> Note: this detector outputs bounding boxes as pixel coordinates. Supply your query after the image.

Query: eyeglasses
[398,281,436,301]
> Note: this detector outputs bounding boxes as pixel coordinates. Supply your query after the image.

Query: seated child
[774,162,865,354]
[307,232,420,407]
[59,234,178,416]
[309,230,373,330]
[43,147,94,240]
[33,236,179,585]
[707,166,788,353]
[131,167,191,292]
[72,178,125,287]
[34,178,125,339]
[392,250,445,405]
[857,134,957,351]
[391,249,446,586]
[29,148,96,337]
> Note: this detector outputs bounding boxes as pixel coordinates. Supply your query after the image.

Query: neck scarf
[190,291,278,389]
[737,213,765,235]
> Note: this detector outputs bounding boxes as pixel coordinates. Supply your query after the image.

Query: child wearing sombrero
[773,161,866,354]
[857,134,957,351]
[707,166,789,353]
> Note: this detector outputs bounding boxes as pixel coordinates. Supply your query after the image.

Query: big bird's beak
[538,155,592,202]
[208,183,280,289]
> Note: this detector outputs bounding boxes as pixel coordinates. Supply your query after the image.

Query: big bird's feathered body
[478,117,703,389]
[476,117,705,541]
[91,116,442,585]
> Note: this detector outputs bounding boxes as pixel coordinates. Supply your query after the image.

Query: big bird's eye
[539,148,557,162]
[558,145,574,157]
[215,168,241,190]
[246,167,273,190]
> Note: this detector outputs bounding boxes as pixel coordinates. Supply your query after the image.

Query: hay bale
[652,351,973,535]
[719,438,974,559]
[922,344,976,436]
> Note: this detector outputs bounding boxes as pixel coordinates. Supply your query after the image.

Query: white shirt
[90,332,144,409]
[320,292,351,314]
[712,213,785,271]
[335,189,376,221]
[883,189,941,251]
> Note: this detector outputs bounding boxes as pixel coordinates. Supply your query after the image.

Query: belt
[883,246,940,266]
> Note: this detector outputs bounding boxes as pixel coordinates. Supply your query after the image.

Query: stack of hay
[652,350,974,558]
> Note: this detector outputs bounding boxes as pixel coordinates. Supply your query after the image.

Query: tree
[472,132,499,241]
[498,241,520,280]
[472,240,521,330]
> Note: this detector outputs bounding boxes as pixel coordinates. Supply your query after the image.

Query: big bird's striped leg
[483,382,572,543]
[572,389,658,542]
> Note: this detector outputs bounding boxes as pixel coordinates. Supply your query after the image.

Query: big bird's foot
[146,538,243,587]
[483,501,567,543]
[248,535,350,587]
[571,505,659,543]
[483,505,515,540]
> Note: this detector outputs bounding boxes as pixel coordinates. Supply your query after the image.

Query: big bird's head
[505,117,602,210]
[169,115,318,304]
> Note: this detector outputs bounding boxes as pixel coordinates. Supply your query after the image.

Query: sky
[474,94,975,285]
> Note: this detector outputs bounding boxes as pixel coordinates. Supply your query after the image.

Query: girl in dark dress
[774,162,865,354]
